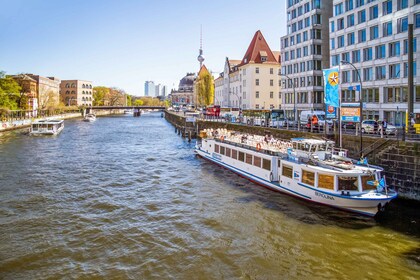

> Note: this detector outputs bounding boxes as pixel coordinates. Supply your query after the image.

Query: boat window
[302,170,315,186]
[215,144,219,154]
[33,125,38,131]
[238,151,245,162]
[245,154,253,164]
[225,148,231,157]
[361,174,377,191]
[318,144,326,151]
[318,174,334,190]
[220,146,225,155]
[253,156,261,167]
[231,149,237,160]
[338,176,359,191]
[262,159,271,171]
[282,164,293,178]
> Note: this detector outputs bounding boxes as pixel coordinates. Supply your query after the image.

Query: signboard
[186,117,196,123]
[341,107,360,122]
[347,85,361,91]
[326,105,337,119]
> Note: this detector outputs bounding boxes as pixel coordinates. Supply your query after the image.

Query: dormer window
[260,51,267,62]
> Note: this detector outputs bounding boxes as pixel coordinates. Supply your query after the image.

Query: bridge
[90,106,166,110]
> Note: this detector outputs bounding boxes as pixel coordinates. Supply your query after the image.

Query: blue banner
[323,67,340,108]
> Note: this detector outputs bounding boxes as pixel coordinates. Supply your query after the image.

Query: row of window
[282,91,324,104]
[282,60,324,76]
[334,0,378,17]
[341,62,417,83]
[281,75,324,88]
[64,83,92,89]
[64,90,93,95]
[255,67,276,74]
[283,29,321,49]
[287,0,321,11]
[214,144,272,171]
[283,44,322,62]
[331,38,417,65]
[255,79,276,86]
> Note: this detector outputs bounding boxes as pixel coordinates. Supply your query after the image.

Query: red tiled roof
[239,30,279,66]
[272,51,281,63]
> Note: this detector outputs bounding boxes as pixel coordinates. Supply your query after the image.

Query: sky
[0,0,287,96]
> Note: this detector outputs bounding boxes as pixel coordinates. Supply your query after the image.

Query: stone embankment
[164,110,420,201]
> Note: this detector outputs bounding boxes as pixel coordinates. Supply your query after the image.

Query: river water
[0,113,419,279]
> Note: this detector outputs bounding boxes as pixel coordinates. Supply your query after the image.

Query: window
[345,0,354,11]
[355,0,364,7]
[389,42,401,57]
[302,170,315,186]
[231,149,237,160]
[245,154,252,165]
[370,25,379,40]
[383,21,392,37]
[342,52,350,62]
[358,9,366,23]
[363,47,372,61]
[347,14,355,27]
[389,64,401,78]
[215,144,219,153]
[358,29,366,43]
[256,91,260,98]
[363,67,373,81]
[416,13,420,29]
[404,62,417,77]
[256,67,259,74]
[338,35,345,48]
[220,146,225,155]
[352,50,360,63]
[303,46,308,56]
[383,0,392,15]
[270,80,274,86]
[338,176,359,191]
[225,148,231,157]
[369,5,378,19]
[342,70,350,83]
[253,156,261,167]
[375,44,386,59]
[331,38,335,49]
[397,0,408,10]
[270,68,273,74]
[348,32,355,45]
[337,18,344,30]
[303,31,308,41]
[376,66,386,80]
[397,17,408,33]
[335,3,343,16]
[282,165,293,178]
[331,21,335,32]
[256,79,259,86]
[238,151,245,162]
[403,38,417,54]
[318,174,334,190]
[262,159,271,171]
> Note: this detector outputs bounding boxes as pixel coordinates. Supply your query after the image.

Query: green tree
[195,66,214,106]
[93,86,109,106]
[126,95,132,106]
[0,71,21,109]
[133,99,144,106]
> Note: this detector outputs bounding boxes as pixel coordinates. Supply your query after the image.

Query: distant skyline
[0,0,287,96]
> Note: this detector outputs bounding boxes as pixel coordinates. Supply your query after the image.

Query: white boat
[30,119,64,136]
[83,113,96,122]
[195,129,397,217]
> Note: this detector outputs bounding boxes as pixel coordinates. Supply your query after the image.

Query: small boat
[83,113,96,122]
[30,119,64,136]
[195,129,397,217]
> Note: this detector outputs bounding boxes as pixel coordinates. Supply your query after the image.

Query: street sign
[347,85,361,91]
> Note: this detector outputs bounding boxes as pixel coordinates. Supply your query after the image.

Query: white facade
[330,0,420,125]
[281,0,333,122]
[144,81,155,97]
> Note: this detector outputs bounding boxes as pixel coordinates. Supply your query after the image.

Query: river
[0,113,419,279]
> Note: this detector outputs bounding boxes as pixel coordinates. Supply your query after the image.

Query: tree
[126,95,132,106]
[106,87,126,106]
[133,99,144,106]
[0,71,21,110]
[195,65,214,107]
[93,86,109,106]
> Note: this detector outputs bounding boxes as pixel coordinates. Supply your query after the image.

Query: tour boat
[195,129,397,217]
[83,113,96,122]
[30,119,64,136]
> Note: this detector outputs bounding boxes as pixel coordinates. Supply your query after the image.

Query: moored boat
[83,113,96,122]
[30,119,64,136]
[195,129,397,217]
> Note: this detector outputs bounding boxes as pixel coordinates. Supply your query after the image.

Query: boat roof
[32,119,64,124]
[291,138,334,145]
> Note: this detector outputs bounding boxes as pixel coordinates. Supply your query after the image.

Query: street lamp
[341,60,363,158]
[279,73,297,125]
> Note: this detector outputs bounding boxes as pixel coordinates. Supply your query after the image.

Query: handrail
[362,138,391,157]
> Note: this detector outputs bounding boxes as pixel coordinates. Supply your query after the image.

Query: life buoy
[256,143,262,151]
[220,135,224,141]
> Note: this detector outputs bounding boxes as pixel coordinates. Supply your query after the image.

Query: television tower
[197,25,205,68]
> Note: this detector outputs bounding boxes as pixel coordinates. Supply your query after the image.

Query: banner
[323,67,340,108]
[326,105,337,119]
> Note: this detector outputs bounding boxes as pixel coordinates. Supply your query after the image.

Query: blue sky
[0,0,287,96]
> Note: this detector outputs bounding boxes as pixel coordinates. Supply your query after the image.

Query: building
[280,0,333,122]
[60,80,93,107]
[144,81,155,97]
[330,0,420,125]
[215,30,281,110]
[169,73,196,107]
[155,84,162,97]
[10,74,38,110]
[28,75,61,109]
[161,85,168,97]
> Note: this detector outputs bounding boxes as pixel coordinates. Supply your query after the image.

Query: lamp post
[341,60,363,158]
[279,73,297,126]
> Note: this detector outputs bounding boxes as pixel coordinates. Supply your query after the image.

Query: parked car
[361,120,378,134]
[341,121,356,129]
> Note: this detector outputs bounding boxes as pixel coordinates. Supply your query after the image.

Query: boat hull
[195,147,395,217]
